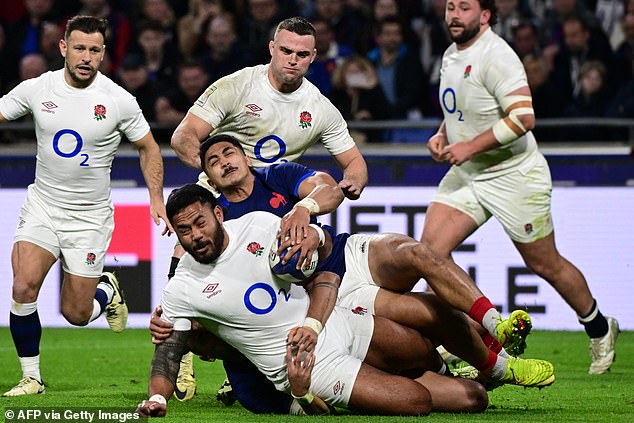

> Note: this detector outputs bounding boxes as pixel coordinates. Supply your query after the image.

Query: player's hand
[286,343,315,397]
[277,230,319,271]
[280,206,311,246]
[338,179,362,200]
[427,133,448,162]
[441,142,476,166]
[150,306,174,345]
[136,399,167,417]
[151,199,174,236]
[287,326,318,353]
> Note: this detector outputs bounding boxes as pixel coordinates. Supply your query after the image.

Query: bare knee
[12,277,42,303]
[462,381,488,413]
[61,302,92,326]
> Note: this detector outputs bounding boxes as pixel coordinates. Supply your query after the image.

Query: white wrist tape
[296,197,320,214]
[303,317,323,334]
[309,224,325,247]
[149,394,167,405]
[291,390,315,404]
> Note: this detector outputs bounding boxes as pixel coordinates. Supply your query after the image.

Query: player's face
[268,29,316,92]
[445,0,490,47]
[203,141,252,190]
[60,30,105,88]
[173,202,226,264]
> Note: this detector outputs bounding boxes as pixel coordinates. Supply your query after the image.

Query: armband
[149,394,167,405]
[291,390,315,405]
[309,224,325,247]
[296,197,320,215]
[303,317,323,334]
[492,118,519,144]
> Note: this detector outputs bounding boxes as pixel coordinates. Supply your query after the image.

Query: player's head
[445,0,497,47]
[200,134,252,191]
[166,184,226,264]
[60,16,108,88]
[268,17,316,92]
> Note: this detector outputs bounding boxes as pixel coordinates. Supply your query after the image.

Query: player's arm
[137,329,190,417]
[280,171,344,246]
[134,132,174,234]
[332,145,368,200]
[441,86,535,166]
[0,111,8,123]
[171,112,214,169]
[427,121,448,162]
[287,270,340,353]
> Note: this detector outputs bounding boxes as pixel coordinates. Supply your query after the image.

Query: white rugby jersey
[0,70,150,209]
[161,211,310,391]
[189,64,355,167]
[439,28,538,178]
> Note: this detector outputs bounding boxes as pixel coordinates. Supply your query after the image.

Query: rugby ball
[268,238,319,282]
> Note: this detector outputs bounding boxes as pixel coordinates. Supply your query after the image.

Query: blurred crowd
[0,0,633,143]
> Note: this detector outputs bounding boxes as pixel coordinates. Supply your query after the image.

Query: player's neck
[456,25,489,51]
[222,173,255,203]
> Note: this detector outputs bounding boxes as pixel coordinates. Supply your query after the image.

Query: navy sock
[10,310,41,357]
[94,287,108,313]
[579,300,609,338]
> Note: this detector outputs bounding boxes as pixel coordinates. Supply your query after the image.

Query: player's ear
[481,9,491,25]
[207,178,217,189]
[213,205,224,223]
[269,40,275,57]
[59,39,67,58]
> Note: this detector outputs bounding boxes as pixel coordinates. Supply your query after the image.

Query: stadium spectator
[511,20,542,59]
[177,0,224,59]
[329,55,391,142]
[136,0,178,41]
[132,20,180,89]
[0,15,170,397]
[311,0,366,51]
[155,60,209,125]
[493,0,534,42]
[367,16,428,120]
[614,12,634,76]
[239,0,287,65]
[115,54,160,122]
[199,14,253,83]
[523,54,565,142]
[18,53,47,82]
[422,0,619,375]
[305,18,353,96]
[39,21,64,72]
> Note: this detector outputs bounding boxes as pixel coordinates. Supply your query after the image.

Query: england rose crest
[246,242,264,257]
[299,111,312,129]
[94,104,107,120]
[85,252,96,265]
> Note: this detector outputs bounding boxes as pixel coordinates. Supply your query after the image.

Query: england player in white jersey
[170,17,368,200]
[420,0,618,374]
[137,184,489,417]
[0,16,171,397]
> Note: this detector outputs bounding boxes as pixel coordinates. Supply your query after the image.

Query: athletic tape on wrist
[296,197,320,214]
[291,390,315,404]
[309,224,325,247]
[149,394,167,405]
[303,317,323,334]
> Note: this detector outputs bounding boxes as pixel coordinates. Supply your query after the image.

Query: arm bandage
[309,224,325,247]
[303,317,323,334]
[492,95,534,145]
[295,197,320,215]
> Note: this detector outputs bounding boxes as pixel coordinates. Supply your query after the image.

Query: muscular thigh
[475,154,553,243]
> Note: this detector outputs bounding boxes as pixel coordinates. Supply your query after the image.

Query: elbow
[519,114,535,132]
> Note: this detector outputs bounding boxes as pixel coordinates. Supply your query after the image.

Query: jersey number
[52,129,89,166]
[441,88,464,122]
[243,282,291,315]
[254,135,288,164]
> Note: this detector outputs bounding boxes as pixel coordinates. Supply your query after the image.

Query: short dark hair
[275,16,315,39]
[478,0,498,26]
[376,15,404,35]
[199,134,246,174]
[65,16,108,41]
[166,184,218,224]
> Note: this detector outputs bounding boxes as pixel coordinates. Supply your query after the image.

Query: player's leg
[4,241,56,396]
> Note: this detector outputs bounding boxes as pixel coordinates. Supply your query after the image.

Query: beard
[65,61,97,87]
[448,22,482,45]
[185,227,225,264]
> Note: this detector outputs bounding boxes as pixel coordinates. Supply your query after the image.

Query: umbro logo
[42,101,57,109]
[203,283,222,298]
[245,103,262,117]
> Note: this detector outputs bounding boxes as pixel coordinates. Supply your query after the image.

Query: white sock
[482,308,502,337]
[498,348,510,358]
[19,356,42,382]
[486,355,508,380]
[89,299,102,323]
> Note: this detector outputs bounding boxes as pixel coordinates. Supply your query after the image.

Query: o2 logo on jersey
[243,282,291,315]
[254,135,288,164]
[441,88,464,122]
[52,129,89,166]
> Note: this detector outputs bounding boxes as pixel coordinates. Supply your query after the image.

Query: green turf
[0,327,632,422]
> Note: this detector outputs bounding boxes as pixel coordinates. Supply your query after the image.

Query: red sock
[481,332,503,353]
[469,297,496,325]
[475,349,498,372]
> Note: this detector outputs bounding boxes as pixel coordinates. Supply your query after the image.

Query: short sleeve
[319,98,356,155]
[482,45,528,101]
[0,78,38,120]
[117,95,151,142]
[189,75,240,128]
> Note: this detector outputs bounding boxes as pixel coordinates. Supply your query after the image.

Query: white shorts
[14,186,114,277]
[337,234,380,315]
[311,306,374,408]
[432,151,553,243]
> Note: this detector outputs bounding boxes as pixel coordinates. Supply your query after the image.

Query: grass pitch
[0,327,632,422]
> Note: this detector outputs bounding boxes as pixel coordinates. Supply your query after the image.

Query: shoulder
[227,210,280,232]
[94,73,135,100]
